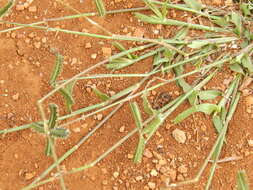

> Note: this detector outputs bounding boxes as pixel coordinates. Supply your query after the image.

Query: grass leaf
[198,90,221,100]
[92,87,110,101]
[212,115,223,133]
[142,93,156,115]
[130,102,143,130]
[242,54,253,74]
[183,0,202,11]
[143,114,164,140]
[50,53,64,87]
[111,42,135,59]
[237,170,249,190]
[107,57,134,70]
[231,12,243,36]
[31,123,69,138]
[48,104,58,129]
[230,63,245,74]
[174,103,220,124]
[143,0,163,19]
[95,0,106,16]
[133,135,145,163]
[0,0,13,18]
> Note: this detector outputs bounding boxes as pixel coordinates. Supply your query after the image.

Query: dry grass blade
[94,0,106,16]
[0,0,13,18]
[237,170,249,190]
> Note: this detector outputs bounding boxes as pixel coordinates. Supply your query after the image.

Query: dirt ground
[0,0,253,190]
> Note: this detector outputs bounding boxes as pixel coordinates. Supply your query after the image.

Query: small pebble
[91,53,97,59]
[28,6,37,12]
[177,165,188,174]
[135,176,143,181]
[150,169,158,177]
[248,139,253,147]
[102,180,108,185]
[73,127,81,133]
[172,129,186,144]
[12,93,19,100]
[96,114,103,121]
[113,171,119,178]
[119,126,125,133]
[143,149,153,158]
[25,172,35,180]
[102,47,112,57]
[85,42,92,49]
[16,4,25,11]
[147,182,156,189]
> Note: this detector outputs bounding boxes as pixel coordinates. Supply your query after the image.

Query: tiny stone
[102,47,112,57]
[150,169,158,177]
[135,176,143,181]
[25,172,35,180]
[12,93,19,100]
[143,149,153,158]
[147,182,156,189]
[41,37,47,43]
[85,42,92,48]
[172,129,186,144]
[91,53,97,59]
[16,4,25,11]
[28,6,37,12]
[127,154,133,159]
[174,91,180,96]
[14,154,18,159]
[73,127,81,133]
[34,42,41,49]
[96,114,103,121]
[248,139,253,147]
[113,171,119,178]
[102,180,108,185]
[178,165,188,174]
[119,126,125,133]
[112,187,118,190]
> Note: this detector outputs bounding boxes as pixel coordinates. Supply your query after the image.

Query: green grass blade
[0,0,13,18]
[50,128,70,138]
[130,102,143,130]
[198,90,222,100]
[48,104,58,129]
[143,114,164,140]
[237,170,249,190]
[94,0,106,16]
[112,42,135,59]
[183,0,202,11]
[45,138,54,157]
[142,93,156,115]
[143,0,163,19]
[135,13,228,32]
[133,135,145,163]
[212,115,223,133]
[59,80,76,113]
[92,87,110,101]
[174,103,220,124]
[50,53,64,87]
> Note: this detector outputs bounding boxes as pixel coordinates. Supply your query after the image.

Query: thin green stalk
[150,0,220,20]
[0,20,188,45]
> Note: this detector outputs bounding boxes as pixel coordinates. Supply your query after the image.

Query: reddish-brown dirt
[0,0,252,190]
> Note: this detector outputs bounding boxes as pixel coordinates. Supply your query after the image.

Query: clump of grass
[0,0,252,190]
